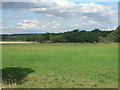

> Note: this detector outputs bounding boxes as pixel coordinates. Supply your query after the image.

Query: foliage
[108,26,120,42]
[2,28,119,43]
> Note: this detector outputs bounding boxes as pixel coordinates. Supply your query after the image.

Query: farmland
[2,43,118,88]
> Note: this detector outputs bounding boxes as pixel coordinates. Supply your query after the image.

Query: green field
[2,43,118,88]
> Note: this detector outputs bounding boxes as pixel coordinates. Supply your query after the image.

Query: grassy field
[2,43,118,88]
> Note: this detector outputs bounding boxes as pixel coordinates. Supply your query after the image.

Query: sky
[0,0,119,34]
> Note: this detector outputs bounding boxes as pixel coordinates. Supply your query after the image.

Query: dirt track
[0,41,33,44]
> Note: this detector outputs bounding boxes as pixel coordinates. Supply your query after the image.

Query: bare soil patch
[0,41,33,44]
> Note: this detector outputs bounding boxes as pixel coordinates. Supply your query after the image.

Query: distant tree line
[1,26,120,43]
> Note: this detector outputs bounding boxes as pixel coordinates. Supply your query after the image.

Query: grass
[2,43,118,88]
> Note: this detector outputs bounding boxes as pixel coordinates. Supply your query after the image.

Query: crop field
[2,43,118,88]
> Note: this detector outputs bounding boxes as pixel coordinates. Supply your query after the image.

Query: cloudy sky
[1,0,119,34]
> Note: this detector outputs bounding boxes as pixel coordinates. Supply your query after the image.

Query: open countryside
[1,1,119,88]
[2,43,118,88]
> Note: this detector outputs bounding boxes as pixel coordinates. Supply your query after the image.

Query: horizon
[1,28,114,35]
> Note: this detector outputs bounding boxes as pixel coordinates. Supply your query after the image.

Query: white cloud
[16,19,40,29]
[29,1,117,18]
[2,1,118,33]
[1,20,62,34]
[30,8,47,11]
[41,25,46,28]
[29,1,118,29]
[40,21,61,30]
[1,19,41,34]
[44,14,55,17]
[1,0,119,2]
[82,16,88,19]
[71,19,100,28]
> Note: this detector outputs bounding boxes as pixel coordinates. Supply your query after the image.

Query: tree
[108,26,120,42]
[2,27,119,43]
[50,35,65,43]
[99,36,111,43]
[31,34,47,43]
[36,35,47,43]
[73,29,79,33]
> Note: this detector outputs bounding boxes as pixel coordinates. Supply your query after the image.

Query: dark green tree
[108,26,120,42]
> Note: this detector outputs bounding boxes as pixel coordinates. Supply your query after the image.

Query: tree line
[1,26,120,43]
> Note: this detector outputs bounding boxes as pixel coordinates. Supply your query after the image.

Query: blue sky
[1,0,118,34]
[68,0,119,2]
